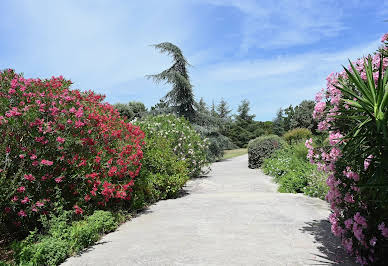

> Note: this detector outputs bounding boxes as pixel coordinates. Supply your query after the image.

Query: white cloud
[191,38,381,119]
[199,0,347,51]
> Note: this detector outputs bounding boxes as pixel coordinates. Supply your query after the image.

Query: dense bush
[12,210,118,266]
[308,34,388,264]
[283,128,312,144]
[130,134,189,210]
[135,114,209,177]
[262,142,328,199]
[0,69,144,235]
[248,135,284,169]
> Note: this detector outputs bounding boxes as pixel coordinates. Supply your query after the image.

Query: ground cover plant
[307,34,388,264]
[11,210,120,266]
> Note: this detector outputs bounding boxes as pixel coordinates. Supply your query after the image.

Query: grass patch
[222,148,247,160]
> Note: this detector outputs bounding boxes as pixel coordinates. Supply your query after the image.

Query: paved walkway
[63,155,355,265]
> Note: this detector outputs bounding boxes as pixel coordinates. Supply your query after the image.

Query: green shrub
[262,143,328,199]
[248,135,285,168]
[135,115,209,177]
[283,128,312,144]
[130,136,189,210]
[12,210,117,266]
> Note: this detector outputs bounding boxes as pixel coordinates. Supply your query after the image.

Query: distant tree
[114,103,134,120]
[291,100,317,133]
[147,42,195,121]
[236,99,255,122]
[273,109,285,136]
[283,105,294,132]
[196,97,209,114]
[128,101,147,118]
[151,98,169,111]
[210,100,217,117]
[114,101,147,121]
[216,98,231,119]
[272,100,317,136]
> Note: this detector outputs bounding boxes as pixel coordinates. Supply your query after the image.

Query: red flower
[74,205,83,215]
[24,174,35,181]
[17,186,26,193]
[40,159,53,166]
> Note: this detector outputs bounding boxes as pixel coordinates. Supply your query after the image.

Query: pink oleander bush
[307,34,388,264]
[0,69,144,235]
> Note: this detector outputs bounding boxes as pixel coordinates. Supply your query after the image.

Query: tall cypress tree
[147,42,195,121]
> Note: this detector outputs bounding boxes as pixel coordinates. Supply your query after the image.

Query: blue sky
[0,0,387,121]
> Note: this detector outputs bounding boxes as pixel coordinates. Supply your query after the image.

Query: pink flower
[11,196,18,202]
[18,210,27,217]
[369,237,377,246]
[342,238,353,253]
[54,176,64,183]
[354,212,367,228]
[24,174,35,181]
[35,201,44,207]
[19,154,25,159]
[56,137,65,143]
[21,197,30,204]
[363,155,373,171]
[381,33,388,42]
[329,132,343,146]
[4,207,11,213]
[378,222,388,238]
[17,186,26,193]
[40,159,53,166]
[30,154,37,160]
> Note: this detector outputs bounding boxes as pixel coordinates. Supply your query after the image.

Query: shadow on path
[300,219,356,265]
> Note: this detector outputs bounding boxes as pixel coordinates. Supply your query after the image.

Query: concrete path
[63,155,355,266]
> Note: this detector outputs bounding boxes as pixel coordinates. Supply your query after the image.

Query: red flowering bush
[307,35,388,264]
[0,69,144,233]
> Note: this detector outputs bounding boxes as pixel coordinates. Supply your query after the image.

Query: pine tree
[147,42,195,120]
[236,99,255,122]
[216,98,231,119]
[210,100,217,117]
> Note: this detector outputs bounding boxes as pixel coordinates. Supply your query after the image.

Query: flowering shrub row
[307,34,388,264]
[0,69,144,234]
[135,115,209,177]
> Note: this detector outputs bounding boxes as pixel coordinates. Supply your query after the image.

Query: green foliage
[135,114,209,177]
[216,98,231,119]
[114,101,147,121]
[236,99,255,122]
[248,135,285,168]
[147,42,195,121]
[130,136,189,209]
[273,100,317,135]
[12,210,117,266]
[262,143,328,199]
[283,128,312,144]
